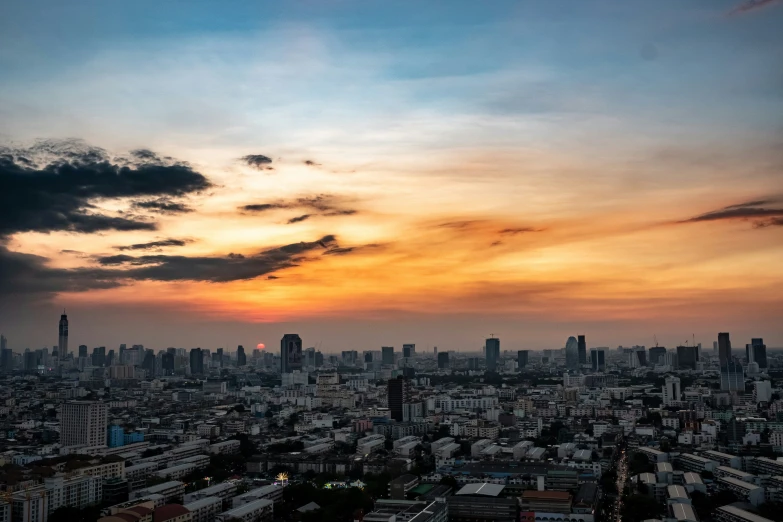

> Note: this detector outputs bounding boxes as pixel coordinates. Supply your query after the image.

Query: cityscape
[1,1,783,522]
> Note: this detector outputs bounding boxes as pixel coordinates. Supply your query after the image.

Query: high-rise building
[663,376,681,405]
[161,352,175,375]
[485,338,500,372]
[0,335,12,372]
[437,352,449,369]
[237,345,246,367]
[747,339,767,369]
[753,381,772,403]
[60,401,108,448]
[141,349,156,376]
[565,336,579,370]
[91,346,106,367]
[190,348,204,375]
[577,335,587,365]
[280,334,302,374]
[382,346,395,365]
[721,358,745,391]
[364,351,373,363]
[517,350,529,369]
[78,345,88,358]
[58,312,69,358]
[676,345,698,370]
[648,346,667,365]
[590,349,605,371]
[106,349,115,366]
[0,335,5,351]
[718,332,732,366]
[388,376,411,422]
[403,344,416,358]
[315,351,324,367]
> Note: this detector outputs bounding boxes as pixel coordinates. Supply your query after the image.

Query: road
[613,449,629,522]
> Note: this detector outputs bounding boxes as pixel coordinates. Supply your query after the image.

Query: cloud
[132,198,194,214]
[0,139,211,238]
[240,154,274,170]
[728,0,781,15]
[240,203,285,213]
[680,200,783,228]
[324,243,382,256]
[114,238,193,251]
[304,160,321,167]
[499,227,542,235]
[287,214,311,224]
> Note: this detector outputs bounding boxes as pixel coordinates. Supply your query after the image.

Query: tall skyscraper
[237,345,246,367]
[382,346,395,365]
[437,352,449,369]
[60,401,108,448]
[141,349,156,376]
[485,338,500,372]
[189,348,204,375]
[280,334,302,374]
[388,376,411,422]
[161,352,175,375]
[590,349,605,371]
[676,345,698,370]
[78,345,88,358]
[747,339,767,369]
[718,332,732,366]
[517,350,529,369]
[91,347,106,367]
[565,336,579,370]
[577,335,587,365]
[721,358,745,391]
[58,312,69,358]
[648,346,667,365]
[403,344,416,358]
[0,335,6,351]
[663,376,681,405]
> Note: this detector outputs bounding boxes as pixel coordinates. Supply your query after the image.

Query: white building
[184,496,223,522]
[663,377,681,406]
[753,381,772,403]
[60,401,108,448]
[218,498,273,521]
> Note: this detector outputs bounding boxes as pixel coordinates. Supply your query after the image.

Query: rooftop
[455,483,504,497]
[521,490,571,500]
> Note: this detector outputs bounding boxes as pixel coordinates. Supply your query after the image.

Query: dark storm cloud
[680,200,783,228]
[0,140,212,237]
[132,198,194,214]
[287,214,311,224]
[239,194,358,220]
[114,238,193,251]
[729,0,781,15]
[1,236,341,294]
[240,154,274,170]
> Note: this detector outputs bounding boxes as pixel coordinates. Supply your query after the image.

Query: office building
[92,346,107,367]
[61,401,108,448]
[388,376,411,422]
[141,349,156,376]
[590,349,605,371]
[747,339,767,369]
[753,381,772,403]
[718,332,732,366]
[382,346,394,365]
[363,500,447,522]
[649,346,667,365]
[437,352,449,369]
[577,335,587,365]
[280,334,302,374]
[237,345,246,367]
[448,484,517,522]
[78,344,88,358]
[565,336,579,370]
[676,345,698,370]
[58,312,69,358]
[485,338,500,372]
[161,352,175,375]
[517,350,528,369]
[190,348,204,375]
[663,376,681,406]
[721,358,745,391]
[403,344,416,358]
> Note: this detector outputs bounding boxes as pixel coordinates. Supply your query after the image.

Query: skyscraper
[78,345,88,358]
[280,334,302,374]
[237,345,246,367]
[721,358,745,391]
[517,350,529,369]
[577,335,587,365]
[565,336,579,370]
[60,401,108,448]
[0,334,6,351]
[718,332,732,366]
[382,346,395,365]
[485,338,500,372]
[58,312,69,358]
[437,352,449,369]
[161,352,175,375]
[676,345,698,370]
[648,346,667,365]
[388,376,411,422]
[91,347,106,367]
[590,349,605,371]
[746,338,767,369]
[403,344,416,358]
[189,348,204,375]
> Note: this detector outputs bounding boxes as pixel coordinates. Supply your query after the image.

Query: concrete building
[60,401,108,448]
[448,484,516,522]
[183,496,222,522]
[217,498,273,522]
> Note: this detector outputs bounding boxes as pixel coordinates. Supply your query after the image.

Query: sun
[256,343,265,350]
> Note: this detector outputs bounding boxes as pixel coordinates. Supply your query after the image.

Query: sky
[1,0,782,353]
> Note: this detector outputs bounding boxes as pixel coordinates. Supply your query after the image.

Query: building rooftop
[153,504,190,522]
[455,483,504,497]
[670,503,698,522]
[521,490,571,500]
[718,505,774,522]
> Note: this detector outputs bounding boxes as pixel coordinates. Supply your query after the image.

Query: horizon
[2,0,782,349]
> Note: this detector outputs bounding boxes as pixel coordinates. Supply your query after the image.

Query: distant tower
[280,334,302,374]
[485,337,500,372]
[577,335,587,365]
[565,336,579,370]
[718,332,731,367]
[237,345,247,367]
[58,312,69,358]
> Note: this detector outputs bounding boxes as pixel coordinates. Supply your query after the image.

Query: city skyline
[2,0,782,349]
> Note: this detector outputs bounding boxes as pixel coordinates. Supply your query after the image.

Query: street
[613,449,629,522]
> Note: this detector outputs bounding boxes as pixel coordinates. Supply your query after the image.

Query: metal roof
[455,483,505,497]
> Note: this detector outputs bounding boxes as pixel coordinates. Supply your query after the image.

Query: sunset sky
[1,0,782,352]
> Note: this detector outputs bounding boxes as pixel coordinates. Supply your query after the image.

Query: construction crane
[653,335,659,348]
